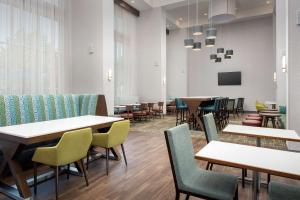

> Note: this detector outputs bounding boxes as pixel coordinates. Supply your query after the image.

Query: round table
[260,113,281,128]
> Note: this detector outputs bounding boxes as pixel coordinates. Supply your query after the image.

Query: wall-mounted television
[218,71,241,86]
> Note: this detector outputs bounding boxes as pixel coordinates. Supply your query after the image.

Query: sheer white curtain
[114,5,138,105]
[0,0,65,94]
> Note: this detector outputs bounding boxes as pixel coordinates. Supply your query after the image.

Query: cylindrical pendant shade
[193,42,202,51]
[215,57,222,62]
[209,0,236,24]
[224,54,231,59]
[184,38,194,48]
[210,54,217,60]
[206,27,217,39]
[226,49,234,55]
[217,48,224,54]
[192,25,203,36]
[205,39,215,47]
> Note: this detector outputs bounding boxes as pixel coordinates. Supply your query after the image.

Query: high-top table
[195,141,300,200]
[0,115,123,200]
[180,96,217,130]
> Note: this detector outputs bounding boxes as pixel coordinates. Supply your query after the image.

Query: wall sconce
[282,52,287,73]
[273,72,277,82]
[108,69,113,81]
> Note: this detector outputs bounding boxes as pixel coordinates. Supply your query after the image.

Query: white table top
[0,115,123,139]
[195,141,300,179]
[114,105,126,108]
[223,124,300,142]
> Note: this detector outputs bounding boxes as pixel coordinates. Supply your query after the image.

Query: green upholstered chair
[269,181,300,200]
[90,120,130,175]
[164,124,239,200]
[203,113,246,188]
[32,128,92,200]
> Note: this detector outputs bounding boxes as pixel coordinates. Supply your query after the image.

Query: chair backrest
[164,124,198,191]
[140,103,148,111]
[237,98,244,109]
[107,120,130,147]
[203,113,219,143]
[148,103,154,111]
[227,99,235,111]
[158,101,164,108]
[126,105,133,113]
[56,128,92,165]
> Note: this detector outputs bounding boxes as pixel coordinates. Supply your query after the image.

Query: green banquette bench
[0,94,108,173]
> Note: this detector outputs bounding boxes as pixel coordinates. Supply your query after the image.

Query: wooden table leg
[184,100,204,131]
[0,141,32,199]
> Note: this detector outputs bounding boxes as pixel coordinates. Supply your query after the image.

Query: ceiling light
[217,48,224,54]
[184,39,194,48]
[205,39,215,47]
[131,0,135,3]
[266,1,270,4]
[192,25,203,36]
[215,57,221,62]
[224,54,231,59]
[226,50,234,56]
[193,42,201,51]
[204,13,208,16]
[206,27,217,39]
[210,54,217,60]
[179,17,183,21]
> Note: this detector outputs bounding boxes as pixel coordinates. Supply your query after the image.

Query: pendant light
[205,39,215,47]
[210,54,217,60]
[193,42,201,51]
[217,48,224,54]
[215,57,222,62]
[224,54,231,59]
[206,0,217,39]
[226,49,233,56]
[184,0,194,48]
[192,0,203,36]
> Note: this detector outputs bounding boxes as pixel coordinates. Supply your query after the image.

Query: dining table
[195,141,300,200]
[180,96,217,130]
[0,115,123,200]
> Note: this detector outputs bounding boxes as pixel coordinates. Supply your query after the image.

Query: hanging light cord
[196,0,198,25]
[187,0,190,36]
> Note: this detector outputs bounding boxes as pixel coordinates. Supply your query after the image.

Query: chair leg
[268,174,271,184]
[33,162,37,195]
[80,159,89,186]
[67,164,70,180]
[210,163,213,170]
[106,148,109,175]
[175,191,180,200]
[234,186,239,200]
[206,162,210,170]
[121,144,127,166]
[86,150,89,170]
[242,169,245,188]
[185,194,190,200]
[54,166,59,200]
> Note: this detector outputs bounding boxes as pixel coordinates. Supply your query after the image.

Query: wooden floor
[0,119,299,200]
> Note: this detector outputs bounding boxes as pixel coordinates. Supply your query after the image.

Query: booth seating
[0,94,108,173]
[242,119,262,127]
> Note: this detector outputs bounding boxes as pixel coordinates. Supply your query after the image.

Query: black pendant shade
[217,48,224,54]
[215,57,221,62]
[226,50,234,56]
[210,54,217,60]
[224,54,231,59]
[205,39,215,47]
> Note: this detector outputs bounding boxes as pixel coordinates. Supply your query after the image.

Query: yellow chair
[32,128,92,200]
[256,101,268,112]
[90,120,130,175]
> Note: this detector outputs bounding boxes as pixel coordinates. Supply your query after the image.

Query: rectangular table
[223,124,300,146]
[180,96,217,130]
[0,115,123,199]
[195,141,300,200]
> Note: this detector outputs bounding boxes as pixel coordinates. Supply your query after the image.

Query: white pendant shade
[206,27,217,39]
[184,39,194,48]
[209,0,236,24]
[192,25,203,36]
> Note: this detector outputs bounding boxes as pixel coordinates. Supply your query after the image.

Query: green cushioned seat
[165,124,238,200]
[269,181,300,200]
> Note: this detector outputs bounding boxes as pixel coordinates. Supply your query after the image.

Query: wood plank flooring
[0,116,299,200]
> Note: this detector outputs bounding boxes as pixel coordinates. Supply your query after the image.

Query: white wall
[137,8,167,107]
[288,0,300,132]
[187,16,275,111]
[68,0,114,115]
[166,29,188,99]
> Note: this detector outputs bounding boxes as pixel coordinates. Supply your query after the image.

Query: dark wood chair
[147,103,155,120]
[133,103,148,121]
[153,101,164,118]
[120,105,134,122]
[235,98,245,116]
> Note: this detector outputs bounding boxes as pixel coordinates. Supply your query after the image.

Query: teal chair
[203,113,246,188]
[269,181,300,200]
[164,124,238,200]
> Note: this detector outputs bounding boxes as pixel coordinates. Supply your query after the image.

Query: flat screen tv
[218,71,241,86]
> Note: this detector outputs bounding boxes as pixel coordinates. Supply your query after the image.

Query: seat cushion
[269,181,300,200]
[246,116,262,121]
[242,119,261,127]
[182,168,238,200]
[248,114,260,117]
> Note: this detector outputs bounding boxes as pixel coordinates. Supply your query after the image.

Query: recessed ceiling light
[266,1,270,4]
[204,13,207,16]
[131,0,135,3]
[179,17,183,21]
